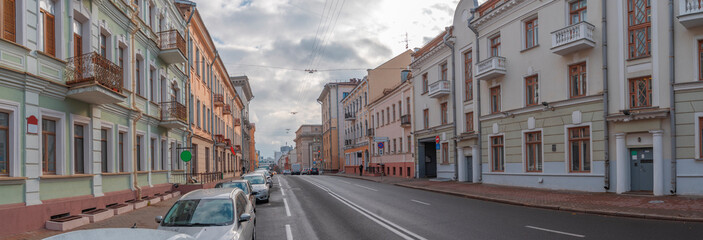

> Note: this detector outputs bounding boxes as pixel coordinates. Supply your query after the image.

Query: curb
[393,183,703,223]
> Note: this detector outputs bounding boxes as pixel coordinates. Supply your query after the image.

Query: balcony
[215,134,226,147]
[214,94,224,107]
[428,80,450,98]
[222,104,232,115]
[159,101,187,129]
[233,116,241,126]
[400,114,411,128]
[157,30,187,64]
[224,139,232,147]
[235,145,242,152]
[64,52,126,105]
[550,21,595,55]
[476,56,506,81]
[345,112,356,121]
[366,128,374,137]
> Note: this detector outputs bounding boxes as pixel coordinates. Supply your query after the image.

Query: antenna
[399,32,409,50]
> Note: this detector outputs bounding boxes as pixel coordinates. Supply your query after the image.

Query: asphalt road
[256,175,703,240]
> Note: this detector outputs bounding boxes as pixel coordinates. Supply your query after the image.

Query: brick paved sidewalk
[335,173,703,222]
[4,197,178,240]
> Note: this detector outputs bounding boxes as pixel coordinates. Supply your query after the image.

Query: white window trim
[694,112,703,159]
[521,14,539,50]
[487,133,505,172]
[563,122,594,174]
[0,100,20,177]
[486,32,501,58]
[136,130,146,172]
[100,121,114,173]
[489,82,503,114]
[99,23,113,60]
[693,35,703,82]
[150,136,158,171]
[564,0,588,26]
[522,72,541,107]
[521,128,544,173]
[566,59,589,98]
[118,125,130,172]
[70,114,91,175]
[39,108,66,175]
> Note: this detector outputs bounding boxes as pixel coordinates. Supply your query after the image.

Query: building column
[615,133,629,194]
[650,130,664,196]
[457,147,468,182]
[24,91,42,205]
[91,106,104,197]
[472,145,480,183]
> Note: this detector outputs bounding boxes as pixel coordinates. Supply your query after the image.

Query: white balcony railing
[679,0,703,28]
[551,21,595,49]
[428,80,450,98]
[475,56,506,80]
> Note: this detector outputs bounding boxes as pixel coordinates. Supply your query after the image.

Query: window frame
[40,108,69,176]
[441,142,449,164]
[464,50,473,101]
[627,0,651,59]
[423,109,429,129]
[524,130,543,172]
[1,0,17,43]
[0,102,19,177]
[41,7,56,57]
[524,17,538,49]
[628,76,652,109]
[465,112,474,133]
[567,126,591,173]
[490,135,504,172]
[525,75,539,106]
[699,39,703,81]
[0,112,8,176]
[490,35,501,57]
[440,102,448,125]
[42,119,58,175]
[569,0,587,25]
[569,62,587,98]
[490,86,501,113]
[440,62,448,81]
[422,73,429,93]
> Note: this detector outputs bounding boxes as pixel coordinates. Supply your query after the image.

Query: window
[0,112,8,176]
[568,126,590,172]
[524,18,538,49]
[1,0,17,42]
[700,117,703,158]
[699,40,703,81]
[441,63,448,81]
[399,137,403,153]
[525,131,542,172]
[100,34,107,57]
[393,139,397,153]
[441,142,449,164]
[491,136,504,172]
[205,147,210,172]
[392,105,396,122]
[381,110,385,126]
[406,98,411,117]
[569,63,587,98]
[196,100,201,128]
[118,132,125,172]
[440,103,448,125]
[422,73,429,93]
[137,135,143,171]
[570,0,587,24]
[196,49,200,76]
[136,59,142,96]
[101,129,108,173]
[386,107,390,125]
[74,125,85,174]
[151,138,156,171]
[423,109,429,129]
[629,76,652,108]
[42,119,57,174]
[525,75,539,106]
[627,0,651,59]
[465,112,474,133]
[490,86,501,113]
[464,51,473,101]
[149,2,155,30]
[407,136,411,153]
[490,35,501,57]
[41,0,55,56]
[150,68,156,101]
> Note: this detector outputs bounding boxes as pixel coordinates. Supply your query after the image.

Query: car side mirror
[155,216,163,224]
[239,213,251,222]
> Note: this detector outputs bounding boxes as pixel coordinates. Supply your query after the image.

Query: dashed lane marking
[285,224,293,240]
[525,225,585,238]
[283,198,291,217]
[411,199,430,206]
[354,184,379,192]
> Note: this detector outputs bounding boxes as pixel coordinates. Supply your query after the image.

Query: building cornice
[471,0,527,29]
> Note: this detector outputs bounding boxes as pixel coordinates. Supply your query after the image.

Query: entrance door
[423,142,437,178]
[465,156,473,182]
[630,148,654,192]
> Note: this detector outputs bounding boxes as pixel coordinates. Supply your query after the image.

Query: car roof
[180,188,241,200]
[242,173,265,178]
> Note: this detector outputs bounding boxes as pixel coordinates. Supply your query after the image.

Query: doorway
[465,156,473,182]
[630,148,654,192]
[419,141,437,178]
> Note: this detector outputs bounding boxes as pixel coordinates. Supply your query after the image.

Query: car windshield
[215,182,249,194]
[243,175,265,184]
[162,199,234,226]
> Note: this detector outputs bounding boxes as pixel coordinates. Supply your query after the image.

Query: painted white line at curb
[285,224,293,240]
[283,198,291,217]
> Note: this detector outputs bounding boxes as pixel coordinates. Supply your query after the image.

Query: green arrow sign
[180,151,192,162]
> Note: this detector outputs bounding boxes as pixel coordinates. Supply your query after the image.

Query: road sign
[378,142,384,149]
[435,136,440,144]
[180,151,192,162]
[436,143,441,150]
[379,149,384,155]
[374,137,389,142]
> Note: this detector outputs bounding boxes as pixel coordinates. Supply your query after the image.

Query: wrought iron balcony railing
[65,52,123,93]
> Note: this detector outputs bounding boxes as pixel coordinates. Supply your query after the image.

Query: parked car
[157,188,256,240]
[291,164,301,175]
[242,173,270,203]
[310,167,319,175]
[254,169,273,187]
[301,168,308,175]
[283,170,291,175]
[45,228,195,240]
[215,180,256,211]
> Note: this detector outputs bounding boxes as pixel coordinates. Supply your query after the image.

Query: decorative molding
[471,0,527,28]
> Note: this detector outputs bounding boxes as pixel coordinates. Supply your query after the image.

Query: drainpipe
[443,28,458,180]
[182,0,196,182]
[468,1,481,182]
[129,4,143,200]
[602,0,611,190]
[668,0,677,194]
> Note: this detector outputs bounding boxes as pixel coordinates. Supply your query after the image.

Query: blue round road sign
[378,142,384,149]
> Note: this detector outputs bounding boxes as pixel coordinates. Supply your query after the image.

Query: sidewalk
[334,173,703,222]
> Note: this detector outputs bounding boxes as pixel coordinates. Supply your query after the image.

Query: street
[256,175,703,240]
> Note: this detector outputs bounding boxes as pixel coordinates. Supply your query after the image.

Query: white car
[243,173,270,203]
[157,188,256,240]
[254,170,273,188]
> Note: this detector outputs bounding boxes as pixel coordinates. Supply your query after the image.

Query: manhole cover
[649,200,664,204]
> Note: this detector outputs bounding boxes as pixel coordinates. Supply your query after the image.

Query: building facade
[342,78,368,174]
[0,0,189,236]
[230,75,254,172]
[294,125,322,169]
[318,80,356,172]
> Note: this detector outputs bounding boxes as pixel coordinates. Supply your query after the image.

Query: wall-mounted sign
[27,115,38,134]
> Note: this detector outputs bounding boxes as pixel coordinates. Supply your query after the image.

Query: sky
[192,0,462,158]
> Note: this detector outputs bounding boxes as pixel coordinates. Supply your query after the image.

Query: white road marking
[525,226,585,238]
[285,224,293,240]
[354,184,378,191]
[303,178,426,240]
[338,179,351,184]
[281,188,286,196]
[283,198,291,217]
[411,199,430,206]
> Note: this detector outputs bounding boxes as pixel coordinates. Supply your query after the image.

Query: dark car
[310,168,319,175]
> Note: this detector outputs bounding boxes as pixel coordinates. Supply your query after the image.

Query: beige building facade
[294,125,322,169]
[318,80,356,172]
[342,78,369,174]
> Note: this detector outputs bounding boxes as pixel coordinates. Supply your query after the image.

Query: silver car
[254,170,273,188]
[215,180,256,211]
[157,188,256,240]
[242,173,269,203]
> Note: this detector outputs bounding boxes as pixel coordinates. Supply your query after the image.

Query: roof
[180,188,239,200]
[412,28,453,60]
[230,75,254,101]
[316,80,359,102]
